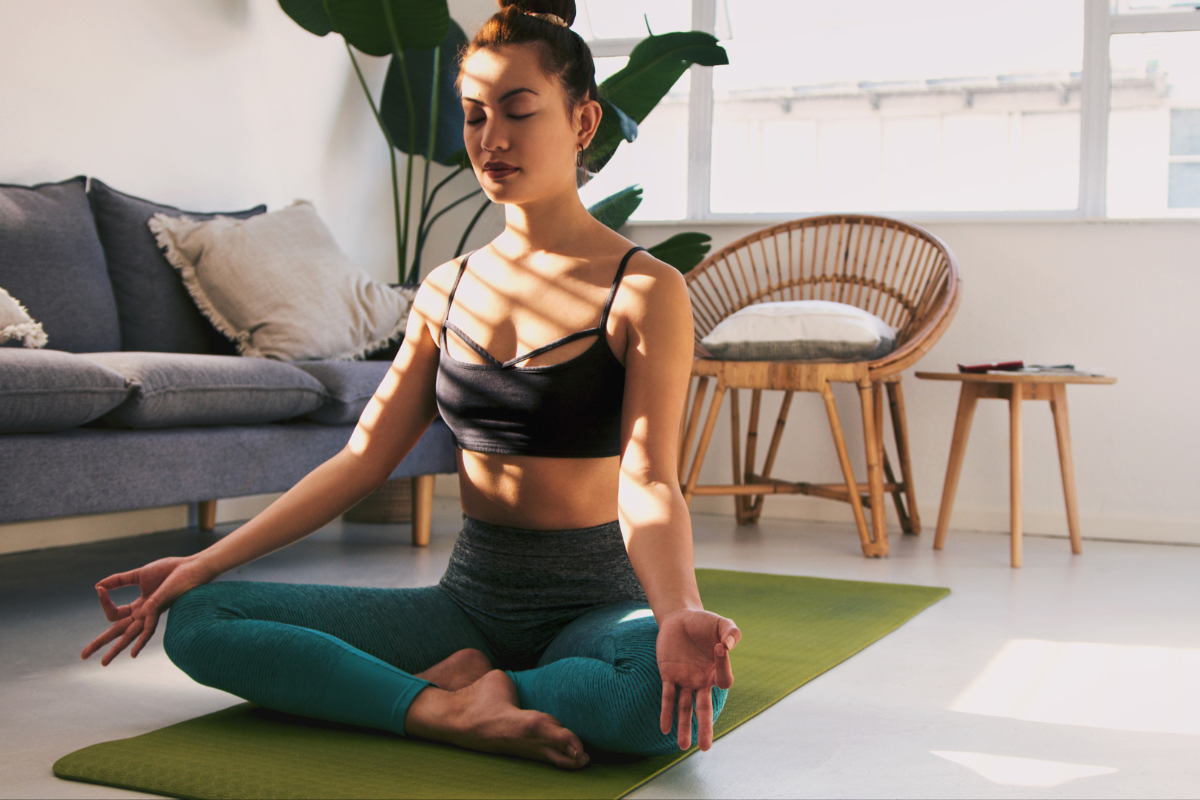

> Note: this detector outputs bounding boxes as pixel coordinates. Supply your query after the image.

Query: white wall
[2,0,1197,552]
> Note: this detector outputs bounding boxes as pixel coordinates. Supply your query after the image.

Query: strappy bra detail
[435,246,646,458]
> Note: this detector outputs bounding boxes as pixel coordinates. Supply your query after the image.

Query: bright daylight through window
[577,0,1200,221]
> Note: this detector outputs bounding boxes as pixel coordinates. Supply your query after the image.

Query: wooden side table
[915,371,1117,567]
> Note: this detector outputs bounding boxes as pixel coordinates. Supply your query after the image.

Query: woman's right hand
[81,556,213,666]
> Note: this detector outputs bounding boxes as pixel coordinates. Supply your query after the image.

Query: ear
[575,99,602,151]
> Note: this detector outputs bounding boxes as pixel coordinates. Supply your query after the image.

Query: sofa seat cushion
[291,359,392,425]
[87,179,266,355]
[78,352,327,429]
[0,349,131,433]
[0,176,120,352]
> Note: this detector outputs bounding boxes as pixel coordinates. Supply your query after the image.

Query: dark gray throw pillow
[79,352,328,429]
[292,359,393,425]
[0,176,121,353]
[87,179,266,355]
[0,349,131,432]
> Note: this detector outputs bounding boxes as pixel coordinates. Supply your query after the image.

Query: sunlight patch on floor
[932,751,1119,788]
[950,639,1200,735]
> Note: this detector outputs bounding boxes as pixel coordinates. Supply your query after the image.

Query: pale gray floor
[3,497,1198,799]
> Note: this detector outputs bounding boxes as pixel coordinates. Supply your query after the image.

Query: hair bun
[497,0,576,28]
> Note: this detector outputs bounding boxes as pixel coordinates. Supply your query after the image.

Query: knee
[603,656,730,757]
[162,583,226,666]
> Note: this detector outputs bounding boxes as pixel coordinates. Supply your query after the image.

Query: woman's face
[459,44,596,205]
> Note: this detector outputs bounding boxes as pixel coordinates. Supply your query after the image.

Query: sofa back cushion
[87,179,266,355]
[0,349,130,432]
[0,176,120,352]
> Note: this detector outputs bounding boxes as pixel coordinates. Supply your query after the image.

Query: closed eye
[465,113,534,126]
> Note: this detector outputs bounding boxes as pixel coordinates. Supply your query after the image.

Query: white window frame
[585,0,1200,222]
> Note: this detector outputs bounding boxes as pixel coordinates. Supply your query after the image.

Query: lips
[483,161,519,179]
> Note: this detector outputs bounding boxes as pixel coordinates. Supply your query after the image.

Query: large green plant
[278,1,726,280]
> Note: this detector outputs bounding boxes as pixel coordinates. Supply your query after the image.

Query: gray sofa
[0,176,456,547]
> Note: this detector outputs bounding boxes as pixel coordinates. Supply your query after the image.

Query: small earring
[576,145,583,168]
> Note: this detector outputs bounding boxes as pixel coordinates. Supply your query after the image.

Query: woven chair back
[685,215,960,371]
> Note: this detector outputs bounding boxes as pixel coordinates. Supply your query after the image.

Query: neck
[497,183,603,257]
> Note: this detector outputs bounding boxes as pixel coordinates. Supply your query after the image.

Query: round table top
[915,371,1117,385]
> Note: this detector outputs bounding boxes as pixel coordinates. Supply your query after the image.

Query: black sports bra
[435,246,645,458]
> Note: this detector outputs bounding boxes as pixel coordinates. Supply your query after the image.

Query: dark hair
[457,0,600,182]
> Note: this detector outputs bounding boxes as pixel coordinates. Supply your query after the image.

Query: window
[581,0,1200,220]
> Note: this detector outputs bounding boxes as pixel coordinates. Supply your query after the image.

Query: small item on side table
[916,369,1117,568]
[958,360,1023,373]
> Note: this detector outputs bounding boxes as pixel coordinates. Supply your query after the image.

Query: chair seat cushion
[148,200,411,362]
[699,300,898,362]
[78,352,327,428]
[87,178,266,355]
[291,359,392,425]
[0,349,131,432]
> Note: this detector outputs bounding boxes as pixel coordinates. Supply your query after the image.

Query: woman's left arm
[616,255,742,753]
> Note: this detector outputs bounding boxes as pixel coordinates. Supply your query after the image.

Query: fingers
[101,616,145,666]
[696,687,714,751]
[96,586,131,622]
[660,680,676,735]
[130,609,159,659]
[81,618,131,660]
[676,687,694,750]
[95,569,141,593]
[717,618,742,650]
[714,642,735,690]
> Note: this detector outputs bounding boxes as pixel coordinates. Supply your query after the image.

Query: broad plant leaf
[590,31,727,173]
[380,19,469,163]
[587,185,643,230]
[278,0,334,35]
[324,0,450,56]
[647,232,712,274]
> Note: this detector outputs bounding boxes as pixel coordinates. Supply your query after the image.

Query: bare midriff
[456,450,621,531]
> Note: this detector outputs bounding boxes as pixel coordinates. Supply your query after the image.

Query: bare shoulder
[616,248,690,322]
[408,257,467,334]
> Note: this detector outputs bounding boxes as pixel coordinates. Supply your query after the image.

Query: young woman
[81,0,740,770]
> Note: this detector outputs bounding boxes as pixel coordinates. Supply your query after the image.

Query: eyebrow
[463,87,538,106]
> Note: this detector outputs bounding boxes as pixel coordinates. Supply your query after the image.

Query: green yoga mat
[55,569,948,800]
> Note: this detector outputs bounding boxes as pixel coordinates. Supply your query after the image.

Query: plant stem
[345,41,403,283]
[418,188,482,260]
[456,196,493,257]
[411,45,442,284]
[383,3,419,281]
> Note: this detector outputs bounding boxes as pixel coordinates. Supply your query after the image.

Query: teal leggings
[163,581,726,756]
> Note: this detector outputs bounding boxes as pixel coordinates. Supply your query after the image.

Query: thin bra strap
[440,250,475,339]
[599,246,646,330]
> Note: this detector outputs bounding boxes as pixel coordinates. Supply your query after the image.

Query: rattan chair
[677,215,961,557]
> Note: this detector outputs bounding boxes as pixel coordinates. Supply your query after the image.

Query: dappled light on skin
[932,751,1118,788]
[950,639,1200,736]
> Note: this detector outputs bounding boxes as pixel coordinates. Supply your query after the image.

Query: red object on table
[958,360,1023,374]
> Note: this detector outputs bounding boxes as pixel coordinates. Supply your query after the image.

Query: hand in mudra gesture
[656,608,741,751]
[81,556,210,666]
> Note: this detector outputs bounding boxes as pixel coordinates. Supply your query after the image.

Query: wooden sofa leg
[198,500,217,531]
[411,475,435,547]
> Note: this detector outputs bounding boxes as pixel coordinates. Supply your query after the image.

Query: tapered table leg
[934,385,979,550]
[1009,387,1023,568]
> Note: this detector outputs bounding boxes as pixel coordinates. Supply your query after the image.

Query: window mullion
[1079,0,1110,217]
[688,0,716,220]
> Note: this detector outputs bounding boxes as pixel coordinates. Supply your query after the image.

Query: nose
[479,115,509,154]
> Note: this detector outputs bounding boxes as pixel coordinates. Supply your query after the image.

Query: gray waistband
[437,514,649,667]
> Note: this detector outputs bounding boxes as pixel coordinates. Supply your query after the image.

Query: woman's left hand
[656,608,741,751]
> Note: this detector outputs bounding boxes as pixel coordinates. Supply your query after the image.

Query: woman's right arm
[81,265,457,665]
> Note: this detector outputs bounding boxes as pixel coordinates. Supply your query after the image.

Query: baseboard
[0,493,285,557]
[688,494,1200,547]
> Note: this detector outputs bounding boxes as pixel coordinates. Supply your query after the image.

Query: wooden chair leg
[1009,388,1023,568]
[729,388,745,521]
[887,380,921,534]
[741,389,765,522]
[859,381,889,556]
[682,383,727,505]
[679,376,709,483]
[411,474,434,547]
[198,500,217,531]
[1049,384,1083,555]
[934,384,980,550]
[820,382,876,557]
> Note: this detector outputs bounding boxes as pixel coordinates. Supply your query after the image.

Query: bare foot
[415,648,493,691]
[405,670,589,769]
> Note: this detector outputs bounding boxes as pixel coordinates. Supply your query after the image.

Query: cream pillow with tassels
[150,200,412,361]
[0,286,48,348]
